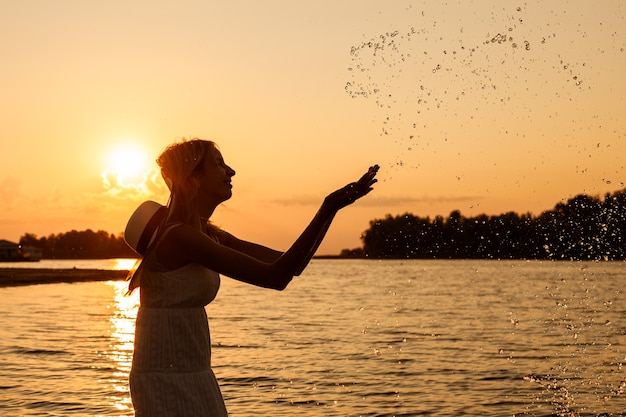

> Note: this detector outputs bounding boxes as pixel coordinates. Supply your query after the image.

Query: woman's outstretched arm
[220,164,378,276]
[289,164,379,275]
[162,165,378,289]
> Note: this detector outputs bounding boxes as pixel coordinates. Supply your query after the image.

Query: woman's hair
[157,138,217,226]
[126,138,217,294]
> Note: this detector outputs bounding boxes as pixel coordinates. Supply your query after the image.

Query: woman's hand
[322,165,379,213]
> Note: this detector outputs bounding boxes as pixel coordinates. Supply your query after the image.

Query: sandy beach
[0,268,129,287]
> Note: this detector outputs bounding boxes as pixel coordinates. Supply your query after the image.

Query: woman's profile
[124,138,378,416]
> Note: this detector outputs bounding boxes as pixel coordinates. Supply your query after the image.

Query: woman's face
[196,146,236,207]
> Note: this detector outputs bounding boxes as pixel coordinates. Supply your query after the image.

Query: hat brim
[124,201,167,256]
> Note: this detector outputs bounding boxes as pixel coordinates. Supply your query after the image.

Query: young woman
[125,138,378,416]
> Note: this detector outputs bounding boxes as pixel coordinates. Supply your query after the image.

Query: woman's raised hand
[322,165,379,213]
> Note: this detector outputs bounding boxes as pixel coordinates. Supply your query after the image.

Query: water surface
[1,259,624,416]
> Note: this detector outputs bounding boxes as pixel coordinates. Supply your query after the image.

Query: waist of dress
[138,305,208,310]
[132,307,212,372]
[130,367,213,376]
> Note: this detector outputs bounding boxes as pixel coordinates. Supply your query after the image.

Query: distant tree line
[17,189,626,260]
[342,189,626,260]
[19,230,136,259]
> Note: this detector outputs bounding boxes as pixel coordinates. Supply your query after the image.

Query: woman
[125,138,378,416]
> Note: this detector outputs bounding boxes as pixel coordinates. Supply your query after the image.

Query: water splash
[520,265,626,415]
[344,3,616,174]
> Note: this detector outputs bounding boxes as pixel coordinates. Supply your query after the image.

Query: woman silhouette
[125,138,378,416]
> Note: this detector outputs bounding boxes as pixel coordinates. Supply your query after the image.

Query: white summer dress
[129,254,228,417]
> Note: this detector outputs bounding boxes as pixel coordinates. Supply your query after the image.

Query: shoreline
[0,268,129,287]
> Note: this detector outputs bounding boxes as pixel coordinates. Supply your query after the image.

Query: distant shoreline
[0,268,129,287]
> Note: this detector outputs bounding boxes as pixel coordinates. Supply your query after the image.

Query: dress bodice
[138,262,220,308]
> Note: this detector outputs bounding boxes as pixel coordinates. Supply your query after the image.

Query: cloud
[2,168,170,224]
[272,194,326,206]
[358,194,482,207]
[272,194,481,207]
[99,167,164,200]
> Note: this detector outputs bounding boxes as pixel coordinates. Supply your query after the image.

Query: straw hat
[124,201,167,256]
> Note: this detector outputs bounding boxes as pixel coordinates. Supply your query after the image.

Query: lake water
[0,259,624,416]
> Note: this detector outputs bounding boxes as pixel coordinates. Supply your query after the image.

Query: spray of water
[344,3,612,174]
[345,3,626,415]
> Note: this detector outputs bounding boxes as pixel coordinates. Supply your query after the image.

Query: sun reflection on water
[112,258,140,271]
[105,280,138,414]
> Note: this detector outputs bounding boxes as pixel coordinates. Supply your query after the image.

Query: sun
[107,144,148,178]
[102,144,155,195]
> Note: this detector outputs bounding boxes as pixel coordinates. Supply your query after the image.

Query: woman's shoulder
[206,224,234,245]
[152,222,194,270]
[153,222,224,270]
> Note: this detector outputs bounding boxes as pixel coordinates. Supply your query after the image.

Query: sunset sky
[1,0,625,255]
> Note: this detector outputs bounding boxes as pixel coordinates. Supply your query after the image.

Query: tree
[353,188,626,260]
[19,230,137,259]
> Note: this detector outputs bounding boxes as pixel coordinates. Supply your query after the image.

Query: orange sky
[1,0,625,255]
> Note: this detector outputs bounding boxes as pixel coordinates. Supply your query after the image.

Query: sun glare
[107,145,148,178]
[102,144,155,195]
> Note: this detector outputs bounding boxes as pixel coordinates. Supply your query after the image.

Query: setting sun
[106,144,148,179]
[101,144,156,196]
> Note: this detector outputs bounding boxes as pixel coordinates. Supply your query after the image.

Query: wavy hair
[126,138,217,294]
[157,138,217,227]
